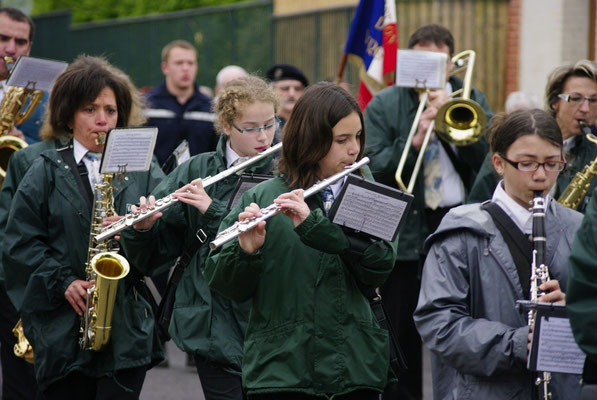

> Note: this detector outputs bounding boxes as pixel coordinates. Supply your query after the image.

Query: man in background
[214,65,247,96]
[266,63,308,142]
[145,40,217,173]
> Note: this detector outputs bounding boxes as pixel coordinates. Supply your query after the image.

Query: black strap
[58,145,94,209]
[584,356,597,384]
[340,239,408,377]
[439,139,475,190]
[155,229,208,342]
[481,202,532,299]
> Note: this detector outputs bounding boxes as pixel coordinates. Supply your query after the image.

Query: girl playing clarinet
[414,109,582,399]
[204,82,398,399]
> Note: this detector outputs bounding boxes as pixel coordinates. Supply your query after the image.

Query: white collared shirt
[491,180,549,234]
[435,81,465,207]
[225,140,249,168]
[73,138,101,188]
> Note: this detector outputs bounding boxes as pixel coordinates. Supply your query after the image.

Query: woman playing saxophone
[2,56,165,399]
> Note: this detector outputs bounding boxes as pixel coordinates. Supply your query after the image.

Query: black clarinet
[529,190,551,400]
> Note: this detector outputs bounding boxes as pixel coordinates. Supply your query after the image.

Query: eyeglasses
[557,93,597,107]
[232,118,279,135]
[499,154,566,172]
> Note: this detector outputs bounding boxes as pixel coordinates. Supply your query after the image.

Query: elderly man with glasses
[468,59,597,212]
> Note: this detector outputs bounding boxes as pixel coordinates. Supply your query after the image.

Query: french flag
[344,0,398,110]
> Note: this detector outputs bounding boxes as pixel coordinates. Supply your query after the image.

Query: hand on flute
[238,203,266,255]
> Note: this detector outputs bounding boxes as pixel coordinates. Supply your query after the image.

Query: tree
[32,0,248,23]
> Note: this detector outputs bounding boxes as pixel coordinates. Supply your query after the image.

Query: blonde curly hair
[213,75,279,135]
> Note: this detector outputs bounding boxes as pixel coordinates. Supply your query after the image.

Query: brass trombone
[395,50,487,193]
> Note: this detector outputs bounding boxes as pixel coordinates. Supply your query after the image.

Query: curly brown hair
[212,75,279,135]
[40,55,147,140]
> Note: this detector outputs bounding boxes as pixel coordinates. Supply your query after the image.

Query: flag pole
[336,53,348,85]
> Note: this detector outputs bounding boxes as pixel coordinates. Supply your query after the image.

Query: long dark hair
[278,82,365,189]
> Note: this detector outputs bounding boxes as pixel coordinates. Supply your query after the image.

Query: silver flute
[95,142,282,242]
[209,157,370,250]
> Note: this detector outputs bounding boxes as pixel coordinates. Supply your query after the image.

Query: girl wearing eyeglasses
[414,109,583,399]
[121,75,279,400]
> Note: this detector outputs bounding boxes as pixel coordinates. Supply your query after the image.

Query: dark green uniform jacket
[205,174,398,398]
[467,133,597,212]
[568,186,597,367]
[2,143,165,390]
[121,136,276,374]
[364,76,492,261]
[0,139,66,285]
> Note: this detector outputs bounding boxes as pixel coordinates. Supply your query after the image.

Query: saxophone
[0,56,43,187]
[557,122,597,209]
[79,132,130,351]
[529,191,551,400]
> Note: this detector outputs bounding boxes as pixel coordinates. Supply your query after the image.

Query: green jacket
[0,139,66,285]
[120,136,276,374]
[204,174,398,398]
[2,144,165,390]
[364,77,492,261]
[467,134,597,212]
[567,186,597,364]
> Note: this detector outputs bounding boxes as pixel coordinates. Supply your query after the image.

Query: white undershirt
[225,139,249,168]
[491,180,549,234]
[435,81,465,207]
[73,138,101,188]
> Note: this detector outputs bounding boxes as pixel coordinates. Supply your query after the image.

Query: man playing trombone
[364,23,493,400]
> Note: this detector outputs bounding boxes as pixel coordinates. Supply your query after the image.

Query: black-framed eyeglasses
[499,154,566,172]
[233,118,279,135]
[557,93,597,107]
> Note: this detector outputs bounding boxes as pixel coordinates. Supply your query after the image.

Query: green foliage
[32,0,248,23]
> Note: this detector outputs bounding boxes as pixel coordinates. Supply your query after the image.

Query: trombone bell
[435,98,487,146]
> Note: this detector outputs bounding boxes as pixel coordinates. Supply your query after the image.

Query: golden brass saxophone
[79,132,130,350]
[12,319,33,363]
[557,126,597,210]
[0,56,43,187]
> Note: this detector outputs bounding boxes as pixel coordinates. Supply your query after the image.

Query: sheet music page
[535,316,586,374]
[6,56,68,91]
[395,49,447,90]
[101,127,158,173]
[331,184,407,241]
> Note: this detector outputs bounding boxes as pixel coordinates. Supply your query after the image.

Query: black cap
[266,63,309,87]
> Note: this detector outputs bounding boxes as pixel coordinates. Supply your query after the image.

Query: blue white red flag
[344,0,397,109]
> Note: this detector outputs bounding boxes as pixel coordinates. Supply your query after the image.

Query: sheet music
[395,49,447,89]
[332,184,407,241]
[6,56,68,91]
[101,127,158,173]
[535,316,585,374]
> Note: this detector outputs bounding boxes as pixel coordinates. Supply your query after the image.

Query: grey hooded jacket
[414,201,583,400]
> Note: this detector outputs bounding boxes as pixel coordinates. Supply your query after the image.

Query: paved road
[0,342,432,399]
[140,342,433,400]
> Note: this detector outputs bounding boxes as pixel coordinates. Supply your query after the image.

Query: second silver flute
[95,142,282,242]
[209,157,370,250]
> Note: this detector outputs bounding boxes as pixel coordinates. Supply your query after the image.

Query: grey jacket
[414,201,583,400]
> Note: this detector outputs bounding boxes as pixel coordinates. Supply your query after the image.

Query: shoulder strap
[481,202,531,299]
[58,145,93,210]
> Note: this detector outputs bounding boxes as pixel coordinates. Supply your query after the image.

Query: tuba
[0,56,42,187]
[79,132,130,351]
[394,50,487,193]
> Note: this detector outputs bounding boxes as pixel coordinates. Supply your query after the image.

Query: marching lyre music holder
[328,174,414,242]
[99,127,159,176]
[517,300,586,375]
